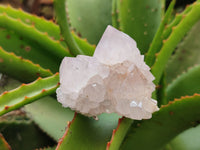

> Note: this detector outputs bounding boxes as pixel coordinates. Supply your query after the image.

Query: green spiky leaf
[0,73,59,116]
[0,28,60,72]
[145,0,176,67]
[0,5,65,45]
[166,64,200,100]
[107,117,132,150]
[72,32,95,56]
[0,13,71,59]
[151,1,200,85]
[0,47,53,83]
[166,20,200,84]
[0,5,95,68]
[54,0,84,56]
[56,113,120,150]
[0,74,74,142]
[25,96,74,141]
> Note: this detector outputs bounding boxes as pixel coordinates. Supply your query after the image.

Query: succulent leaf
[72,32,95,56]
[0,5,95,55]
[166,20,200,84]
[167,64,200,100]
[0,5,95,61]
[145,0,176,67]
[106,117,132,150]
[0,73,59,116]
[0,13,71,59]
[25,96,74,141]
[56,113,120,150]
[54,0,84,56]
[151,1,200,85]
[0,47,53,83]
[0,28,59,73]
[162,4,193,40]
[0,74,74,142]
[0,5,64,45]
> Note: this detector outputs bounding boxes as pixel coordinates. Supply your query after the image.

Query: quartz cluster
[56,25,159,120]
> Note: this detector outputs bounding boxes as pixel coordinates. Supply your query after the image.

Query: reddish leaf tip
[56,112,77,150]
[2,91,8,95]
[4,105,9,110]
[21,83,26,86]
[42,89,46,93]
[106,117,124,150]
[106,142,111,150]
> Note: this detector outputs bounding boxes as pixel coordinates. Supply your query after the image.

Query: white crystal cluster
[56,25,159,120]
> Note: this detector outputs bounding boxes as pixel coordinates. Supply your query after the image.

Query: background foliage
[0,0,200,149]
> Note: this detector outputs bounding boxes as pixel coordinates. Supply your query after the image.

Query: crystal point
[57,25,159,120]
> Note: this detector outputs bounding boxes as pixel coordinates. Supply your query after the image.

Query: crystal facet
[56,25,159,120]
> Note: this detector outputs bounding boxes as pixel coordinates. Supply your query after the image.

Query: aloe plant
[0,0,200,149]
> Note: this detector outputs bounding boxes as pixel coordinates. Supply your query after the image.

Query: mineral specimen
[56,25,159,120]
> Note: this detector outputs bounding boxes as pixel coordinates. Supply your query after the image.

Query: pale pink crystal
[56,25,159,120]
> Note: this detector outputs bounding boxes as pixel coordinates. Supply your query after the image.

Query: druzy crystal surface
[56,25,159,120]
